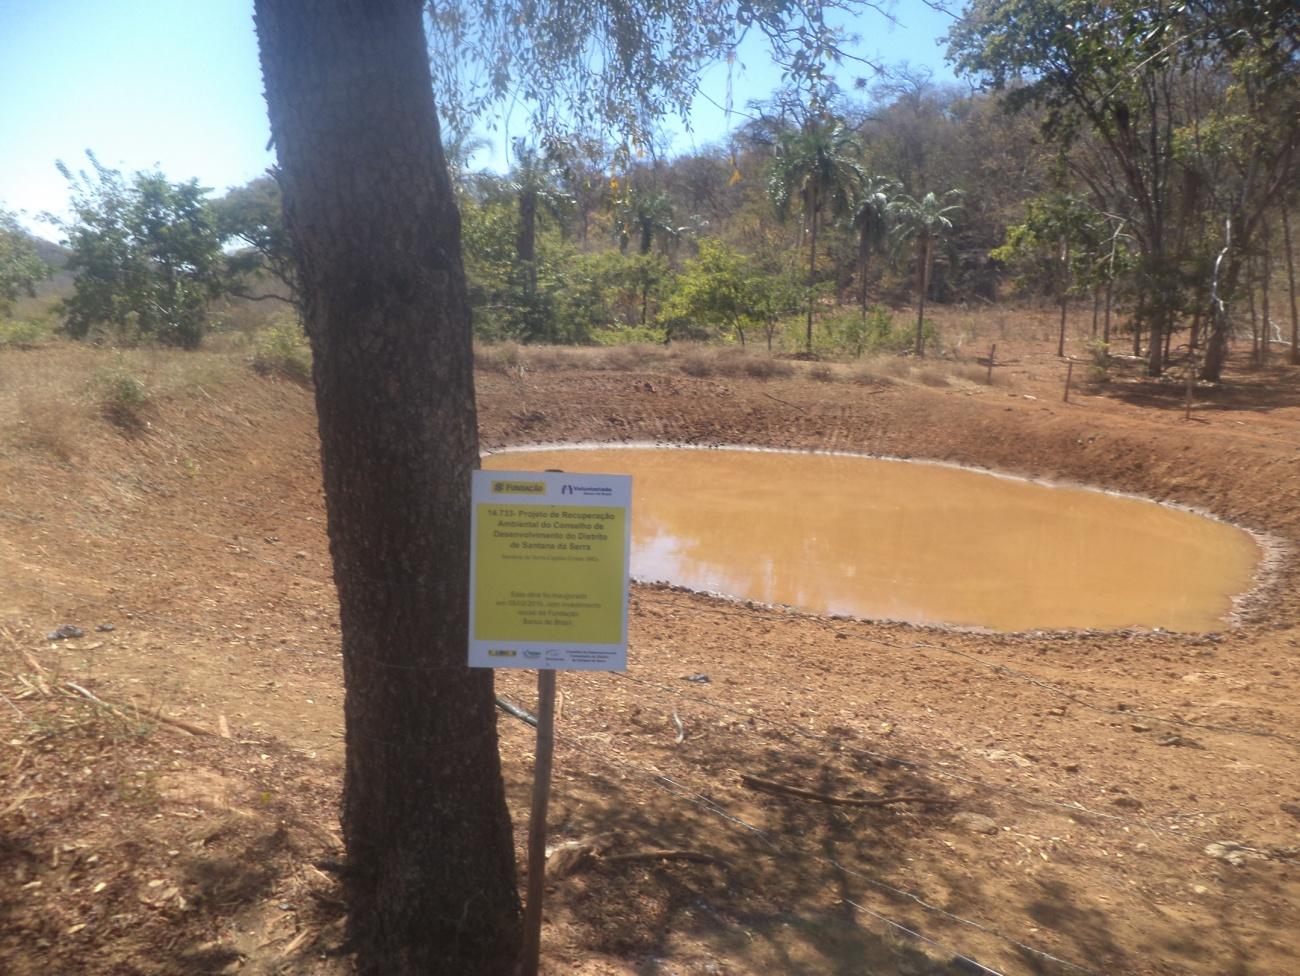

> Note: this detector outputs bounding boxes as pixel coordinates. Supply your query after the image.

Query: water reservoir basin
[483,447,1259,632]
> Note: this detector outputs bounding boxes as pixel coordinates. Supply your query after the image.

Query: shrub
[678,349,716,377]
[592,326,667,346]
[851,364,895,387]
[0,318,51,349]
[742,356,795,380]
[1085,338,1110,384]
[808,362,836,382]
[93,362,151,429]
[251,321,311,383]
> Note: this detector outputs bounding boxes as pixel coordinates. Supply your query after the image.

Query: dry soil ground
[1,325,1298,976]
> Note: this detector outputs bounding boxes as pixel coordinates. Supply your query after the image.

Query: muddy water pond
[483,446,1260,632]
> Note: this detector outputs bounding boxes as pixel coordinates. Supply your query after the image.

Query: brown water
[483,447,1260,632]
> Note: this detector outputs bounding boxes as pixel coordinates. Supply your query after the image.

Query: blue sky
[0,1,958,240]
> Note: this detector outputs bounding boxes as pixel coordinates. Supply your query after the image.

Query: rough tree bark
[1284,207,1299,366]
[253,2,522,973]
[914,235,931,358]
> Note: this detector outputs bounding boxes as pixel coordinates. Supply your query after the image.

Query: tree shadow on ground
[528,703,1110,976]
[1104,356,1300,415]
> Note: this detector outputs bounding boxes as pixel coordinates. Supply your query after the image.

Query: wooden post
[986,343,996,385]
[521,668,557,976]
[1063,359,1074,403]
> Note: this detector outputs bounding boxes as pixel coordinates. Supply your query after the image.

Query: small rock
[1205,841,1264,867]
[1129,723,1151,733]
[682,673,710,683]
[95,623,115,633]
[46,624,85,641]
[951,812,999,835]
[1063,763,1081,773]
[979,748,1033,767]
[1156,733,1203,748]
[1111,796,1144,810]
[1192,884,1209,895]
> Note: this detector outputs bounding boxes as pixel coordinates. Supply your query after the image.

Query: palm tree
[441,129,491,199]
[768,118,864,354]
[509,139,572,274]
[614,188,679,256]
[890,190,962,357]
[851,176,897,320]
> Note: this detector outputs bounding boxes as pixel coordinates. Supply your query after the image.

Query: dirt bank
[2,340,1297,975]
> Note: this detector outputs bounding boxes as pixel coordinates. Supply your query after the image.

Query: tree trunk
[1146,300,1166,376]
[914,236,930,357]
[1248,256,1260,367]
[1091,285,1100,337]
[806,204,819,355]
[1284,207,1298,366]
[1260,220,1271,367]
[1057,237,1068,358]
[1201,254,1242,382]
[858,227,870,320]
[517,185,538,288]
[1103,277,1113,345]
[253,3,522,974]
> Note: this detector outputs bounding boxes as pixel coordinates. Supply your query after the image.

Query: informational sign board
[468,469,631,670]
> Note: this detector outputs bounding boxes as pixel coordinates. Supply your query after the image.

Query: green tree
[768,116,864,353]
[253,0,884,972]
[663,240,763,345]
[0,209,49,315]
[615,186,679,256]
[890,189,962,357]
[850,176,896,319]
[211,173,297,303]
[55,154,226,348]
[947,0,1299,377]
[990,191,1099,356]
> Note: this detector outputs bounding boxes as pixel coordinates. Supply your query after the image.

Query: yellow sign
[469,470,630,670]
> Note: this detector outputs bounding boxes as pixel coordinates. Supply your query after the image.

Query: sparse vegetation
[0,318,51,349]
[92,360,152,428]
[250,319,311,383]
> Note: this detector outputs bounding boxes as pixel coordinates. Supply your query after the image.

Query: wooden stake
[521,668,557,976]
[986,343,996,385]
[1063,359,1074,403]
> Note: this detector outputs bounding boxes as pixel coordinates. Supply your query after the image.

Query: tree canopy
[0,209,49,315]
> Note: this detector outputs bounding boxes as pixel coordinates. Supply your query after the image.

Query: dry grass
[0,341,243,455]
[474,341,797,382]
[912,364,951,388]
[596,343,673,371]
[12,389,79,461]
[850,365,896,388]
[807,362,837,382]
